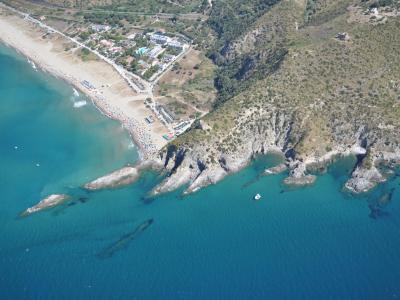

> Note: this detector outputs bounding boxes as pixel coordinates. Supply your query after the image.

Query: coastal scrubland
[155,48,216,119]
[4,0,400,195]
[155,0,400,194]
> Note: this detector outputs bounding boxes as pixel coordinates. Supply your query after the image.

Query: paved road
[1,2,152,95]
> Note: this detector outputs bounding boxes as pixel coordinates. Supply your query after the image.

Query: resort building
[156,104,175,124]
[148,45,164,58]
[91,24,111,32]
[151,34,169,45]
[100,39,114,48]
[167,40,183,50]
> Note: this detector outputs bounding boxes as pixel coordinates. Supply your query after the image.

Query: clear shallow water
[1,44,400,300]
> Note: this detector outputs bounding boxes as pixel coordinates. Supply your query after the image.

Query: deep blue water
[1,44,400,300]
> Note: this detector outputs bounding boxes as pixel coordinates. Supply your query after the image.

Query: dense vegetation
[8,0,400,178]
[205,0,284,106]
[207,0,280,46]
[29,0,205,12]
[170,0,400,170]
[98,0,204,13]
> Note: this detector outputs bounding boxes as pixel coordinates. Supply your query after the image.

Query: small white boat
[254,193,262,201]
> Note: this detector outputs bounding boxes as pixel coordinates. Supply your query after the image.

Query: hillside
[153,0,400,195]
[18,0,205,12]
[6,0,400,194]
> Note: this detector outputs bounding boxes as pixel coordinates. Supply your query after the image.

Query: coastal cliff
[151,116,400,195]
[5,0,400,197]
[149,0,400,195]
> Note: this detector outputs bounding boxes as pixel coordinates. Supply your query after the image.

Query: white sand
[0,9,169,159]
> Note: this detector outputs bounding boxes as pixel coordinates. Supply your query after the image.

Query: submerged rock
[84,166,140,191]
[264,163,287,175]
[377,188,395,206]
[96,218,153,259]
[283,162,316,187]
[283,174,316,187]
[20,194,69,217]
[369,204,390,219]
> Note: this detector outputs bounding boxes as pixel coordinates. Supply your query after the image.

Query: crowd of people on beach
[1,12,160,161]
[23,50,159,160]
[91,90,159,159]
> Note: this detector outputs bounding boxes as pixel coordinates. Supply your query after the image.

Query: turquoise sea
[1,43,400,300]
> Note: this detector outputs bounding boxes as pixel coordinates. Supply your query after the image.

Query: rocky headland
[144,0,400,196]
[84,166,141,191]
[20,194,69,217]
[13,0,400,203]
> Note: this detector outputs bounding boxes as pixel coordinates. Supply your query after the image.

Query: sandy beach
[0,7,169,159]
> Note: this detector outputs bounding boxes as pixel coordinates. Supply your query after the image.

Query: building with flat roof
[148,45,164,58]
[91,24,111,32]
[156,104,175,124]
[151,33,169,45]
[100,39,114,48]
[167,40,183,50]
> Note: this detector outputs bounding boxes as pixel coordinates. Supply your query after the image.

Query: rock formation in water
[265,163,287,175]
[96,218,154,259]
[20,194,69,217]
[147,1,400,195]
[84,166,140,191]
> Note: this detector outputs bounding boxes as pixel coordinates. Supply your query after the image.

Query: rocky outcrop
[265,163,287,175]
[84,166,140,191]
[149,0,400,196]
[151,109,294,194]
[283,174,316,186]
[150,113,400,195]
[20,194,69,217]
[344,150,400,194]
[283,162,316,187]
[345,165,385,193]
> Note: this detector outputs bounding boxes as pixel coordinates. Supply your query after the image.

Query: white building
[167,40,183,50]
[91,24,111,32]
[148,45,164,58]
[151,33,169,45]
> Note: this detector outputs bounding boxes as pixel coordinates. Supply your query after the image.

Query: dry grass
[155,48,216,119]
[174,0,400,162]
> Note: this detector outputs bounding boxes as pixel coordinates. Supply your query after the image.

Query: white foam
[73,88,80,97]
[27,59,37,70]
[128,141,135,149]
[73,100,87,108]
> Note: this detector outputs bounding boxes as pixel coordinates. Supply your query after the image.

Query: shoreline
[7,40,143,160]
[0,9,169,161]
